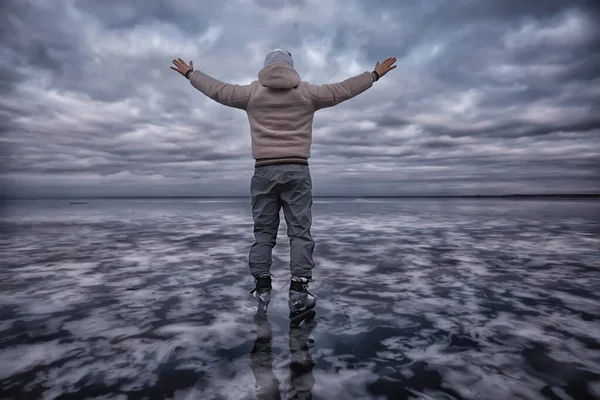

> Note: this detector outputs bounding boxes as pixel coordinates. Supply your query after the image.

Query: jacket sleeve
[189,70,252,110]
[305,71,374,110]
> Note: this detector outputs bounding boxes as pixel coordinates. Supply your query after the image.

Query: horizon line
[1,193,599,199]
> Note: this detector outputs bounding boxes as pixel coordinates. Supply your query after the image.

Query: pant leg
[249,169,281,278]
[279,165,315,279]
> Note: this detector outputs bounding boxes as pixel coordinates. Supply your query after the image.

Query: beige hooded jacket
[188,59,374,166]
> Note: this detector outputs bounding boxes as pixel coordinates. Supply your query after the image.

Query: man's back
[189,60,375,161]
[246,62,315,161]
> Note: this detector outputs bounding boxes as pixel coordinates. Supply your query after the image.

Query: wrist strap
[371,71,380,82]
[185,69,194,79]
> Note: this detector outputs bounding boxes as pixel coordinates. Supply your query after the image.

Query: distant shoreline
[1,194,599,200]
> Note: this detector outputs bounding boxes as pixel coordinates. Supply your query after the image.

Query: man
[170,49,397,319]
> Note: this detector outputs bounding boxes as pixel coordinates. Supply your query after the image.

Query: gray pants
[249,163,315,279]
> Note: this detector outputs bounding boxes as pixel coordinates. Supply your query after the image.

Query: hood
[258,63,301,89]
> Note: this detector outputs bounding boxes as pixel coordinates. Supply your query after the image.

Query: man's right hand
[374,57,397,79]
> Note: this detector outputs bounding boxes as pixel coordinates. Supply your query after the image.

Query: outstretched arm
[171,58,251,110]
[306,72,374,110]
[306,57,397,110]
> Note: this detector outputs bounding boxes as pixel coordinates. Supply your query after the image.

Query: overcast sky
[1,0,599,197]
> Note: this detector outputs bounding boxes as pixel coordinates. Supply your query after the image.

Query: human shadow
[250,309,318,400]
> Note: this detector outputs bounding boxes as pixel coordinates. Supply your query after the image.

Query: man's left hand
[170,58,193,77]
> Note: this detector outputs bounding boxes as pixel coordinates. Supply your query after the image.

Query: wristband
[371,71,380,82]
[185,69,194,79]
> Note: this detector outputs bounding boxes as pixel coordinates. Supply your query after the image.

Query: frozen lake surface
[1,198,599,399]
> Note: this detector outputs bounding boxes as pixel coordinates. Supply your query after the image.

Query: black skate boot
[250,273,272,314]
[288,276,317,321]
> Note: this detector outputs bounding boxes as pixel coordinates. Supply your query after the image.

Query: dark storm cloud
[73,0,222,33]
[0,1,83,71]
[253,0,307,10]
[0,0,599,197]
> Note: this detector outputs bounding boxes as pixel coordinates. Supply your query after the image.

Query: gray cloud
[0,0,599,197]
